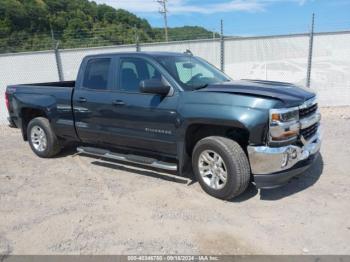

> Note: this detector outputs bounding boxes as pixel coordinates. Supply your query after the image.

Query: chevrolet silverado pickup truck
[5,52,321,200]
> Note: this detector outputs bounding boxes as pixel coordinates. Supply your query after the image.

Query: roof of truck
[84,51,191,59]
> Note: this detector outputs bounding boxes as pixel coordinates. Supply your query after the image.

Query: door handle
[78,97,87,103]
[112,100,125,106]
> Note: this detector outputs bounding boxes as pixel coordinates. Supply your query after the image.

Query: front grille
[301,122,318,140]
[299,103,318,118]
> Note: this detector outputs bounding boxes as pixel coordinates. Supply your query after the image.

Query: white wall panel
[141,39,221,68]
[224,35,309,86]
[311,33,350,106]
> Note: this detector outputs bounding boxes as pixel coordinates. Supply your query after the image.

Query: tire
[27,117,61,158]
[192,136,251,200]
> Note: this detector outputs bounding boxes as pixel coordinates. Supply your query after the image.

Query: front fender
[175,92,280,175]
[178,102,271,145]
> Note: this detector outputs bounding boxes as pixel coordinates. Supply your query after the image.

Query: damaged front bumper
[247,132,321,189]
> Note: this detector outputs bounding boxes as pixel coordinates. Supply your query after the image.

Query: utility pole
[157,0,169,42]
[306,13,315,88]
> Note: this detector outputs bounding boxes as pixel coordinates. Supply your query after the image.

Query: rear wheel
[27,117,61,158]
[192,136,251,200]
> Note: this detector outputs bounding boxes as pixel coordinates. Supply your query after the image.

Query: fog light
[281,152,289,168]
[281,148,298,168]
[290,148,298,159]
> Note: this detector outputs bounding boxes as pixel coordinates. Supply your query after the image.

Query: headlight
[269,107,300,142]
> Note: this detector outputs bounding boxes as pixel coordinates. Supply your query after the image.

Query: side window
[119,57,162,92]
[122,62,138,78]
[83,58,111,90]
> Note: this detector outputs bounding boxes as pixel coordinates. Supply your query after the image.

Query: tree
[0,0,215,53]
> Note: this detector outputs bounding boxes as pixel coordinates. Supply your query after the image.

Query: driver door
[107,56,179,157]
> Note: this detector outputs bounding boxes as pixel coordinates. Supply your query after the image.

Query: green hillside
[0,0,216,53]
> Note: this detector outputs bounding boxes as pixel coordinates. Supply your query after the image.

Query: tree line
[0,0,217,53]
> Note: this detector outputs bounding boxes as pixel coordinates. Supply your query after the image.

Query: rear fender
[15,93,56,116]
[13,93,57,139]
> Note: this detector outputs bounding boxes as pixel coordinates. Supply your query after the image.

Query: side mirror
[140,79,171,96]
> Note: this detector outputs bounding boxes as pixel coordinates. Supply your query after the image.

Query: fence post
[220,19,225,72]
[134,25,140,52]
[51,29,64,81]
[306,13,315,88]
[54,43,64,81]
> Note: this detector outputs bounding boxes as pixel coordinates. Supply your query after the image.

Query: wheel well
[21,108,47,141]
[185,124,249,156]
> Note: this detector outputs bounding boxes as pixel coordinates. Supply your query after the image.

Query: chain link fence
[0,50,58,123]
[1,30,350,123]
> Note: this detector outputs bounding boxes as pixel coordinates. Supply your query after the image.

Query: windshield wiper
[193,84,209,90]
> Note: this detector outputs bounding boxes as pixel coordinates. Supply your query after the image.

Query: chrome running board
[77,146,178,171]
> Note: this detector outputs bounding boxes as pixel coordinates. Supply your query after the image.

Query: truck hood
[197,79,316,107]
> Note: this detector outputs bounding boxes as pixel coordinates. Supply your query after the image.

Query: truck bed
[16,80,75,88]
[6,80,77,141]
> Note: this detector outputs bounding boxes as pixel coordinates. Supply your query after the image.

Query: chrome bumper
[247,132,321,175]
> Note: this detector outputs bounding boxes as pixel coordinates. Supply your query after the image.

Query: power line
[156,0,169,42]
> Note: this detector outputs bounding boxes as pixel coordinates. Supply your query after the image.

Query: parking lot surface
[0,107,350,255]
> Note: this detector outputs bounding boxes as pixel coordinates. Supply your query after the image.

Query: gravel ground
[0,107,350,255]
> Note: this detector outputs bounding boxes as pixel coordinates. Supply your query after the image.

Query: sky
[93,0,350,36]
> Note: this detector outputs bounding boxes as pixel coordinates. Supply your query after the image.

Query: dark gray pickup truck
[5,52,321,199]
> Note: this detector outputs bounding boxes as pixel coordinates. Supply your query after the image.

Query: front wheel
[27,117,61,158]
[192,136,251,200]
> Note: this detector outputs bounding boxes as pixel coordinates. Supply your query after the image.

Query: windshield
[155,55,231,90]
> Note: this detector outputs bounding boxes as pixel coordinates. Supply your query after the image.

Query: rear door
[73,56,115,143]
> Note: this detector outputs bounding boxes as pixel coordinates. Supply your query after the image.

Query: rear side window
[83,58,111,90]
